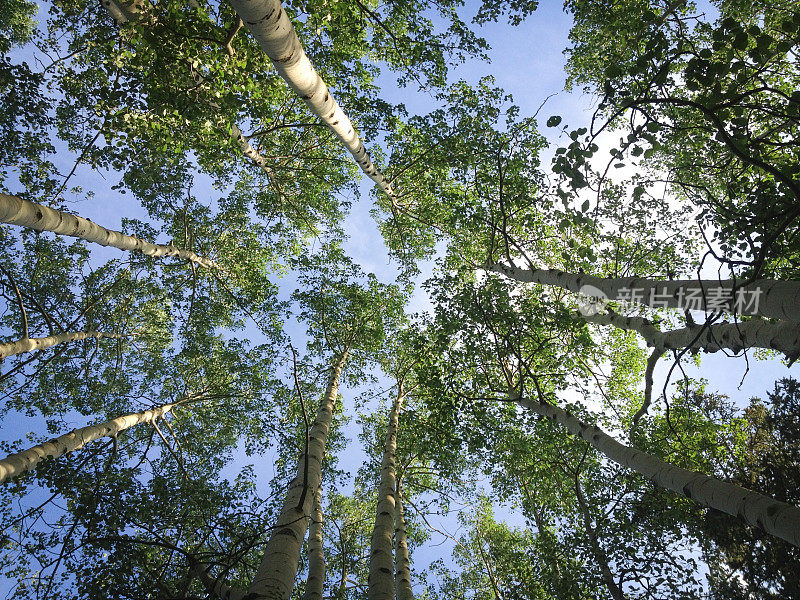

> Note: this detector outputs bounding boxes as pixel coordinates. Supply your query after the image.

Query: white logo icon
[576,284,608,316]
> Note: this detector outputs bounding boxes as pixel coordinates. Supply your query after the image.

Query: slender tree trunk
[584,312,800,360]
[519,478,565,587]
[104,0,153,23]
[515,396,800,547]
[368,386,404,600]
[490,263,800,323]
[636,346,666,427]
[0,330,127,360]
[573,476,627,600]
[584,310,800,426]
[101,0,130,23]
[303,485,325,600]
[337,527,348,600]
[192,565,246,600]
[0,402,176,483]
[246,351,348,600]
[228,0,398,203]
[476,529,504,600]
[394,479,413,600]
[0,194,216,269]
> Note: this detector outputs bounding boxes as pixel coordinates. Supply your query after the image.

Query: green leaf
[732,30,748,51]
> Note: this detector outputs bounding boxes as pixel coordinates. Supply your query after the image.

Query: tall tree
[367,384,404,600]
[0,399,179,483]
[0,193,217,268]
[243,244,406,600]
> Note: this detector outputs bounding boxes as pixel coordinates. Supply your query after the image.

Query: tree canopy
[1,0,799,599]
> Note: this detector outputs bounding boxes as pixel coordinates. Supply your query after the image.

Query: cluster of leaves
[563,0,800,278]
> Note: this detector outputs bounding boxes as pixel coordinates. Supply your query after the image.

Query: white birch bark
[228,0,398,203]
[0,330,127,360]
[490,263,800,323]
[394,479,413,600]
[573,477,627,600]
[105,0,154,23]
[192,565,247,600]
[368,386,403,600]
[101,0,130,23]
[584,312,800,359]
[0,402,175,483]
[0,194,217,269]
[637,347,666,428]
[246,351,348,600]
[584,311,800,426]
[516,396,800,547]
[303,485,325,600]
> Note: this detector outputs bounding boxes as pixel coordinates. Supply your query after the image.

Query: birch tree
[420,275,704,598]
[582,311,800,360]
[581,309,800,422]
[241,245,405,600]
[0,193,216,268]
[95,0,328,205]
[394,478,414,600]
[367,385,403,600]
[646,381,800,599]
[490,262,800,323]
[228,0,398,203]
[0,337,284,599]
[520,379,800,547]
[495,413,707,599]
[303,486,325,600]
[423,268,800,547]
[0,330,128,360]
[0,400,177,483]
[245,350,348,600]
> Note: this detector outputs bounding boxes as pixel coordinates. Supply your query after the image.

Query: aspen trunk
[585,311,800,426]
[101,0,130,23]
[0,402,175,483]
[228,0,397,203]
[368,387,403,600]
[0,194,216,269]
[584,312,800,360]
[519,480,565,588]
[516,396,800,547]
[104,0,155,24]
[394,479,413,600]
[636,347,666,427]
[303,485,325,600]
[246,351,348,600]
[192,565,246,600]
[0,330,126,360]
[573,477,627,600]
[479,542,504,600]
[490,263,800,323]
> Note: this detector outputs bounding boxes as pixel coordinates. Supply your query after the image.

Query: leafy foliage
[1,0,799,598]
